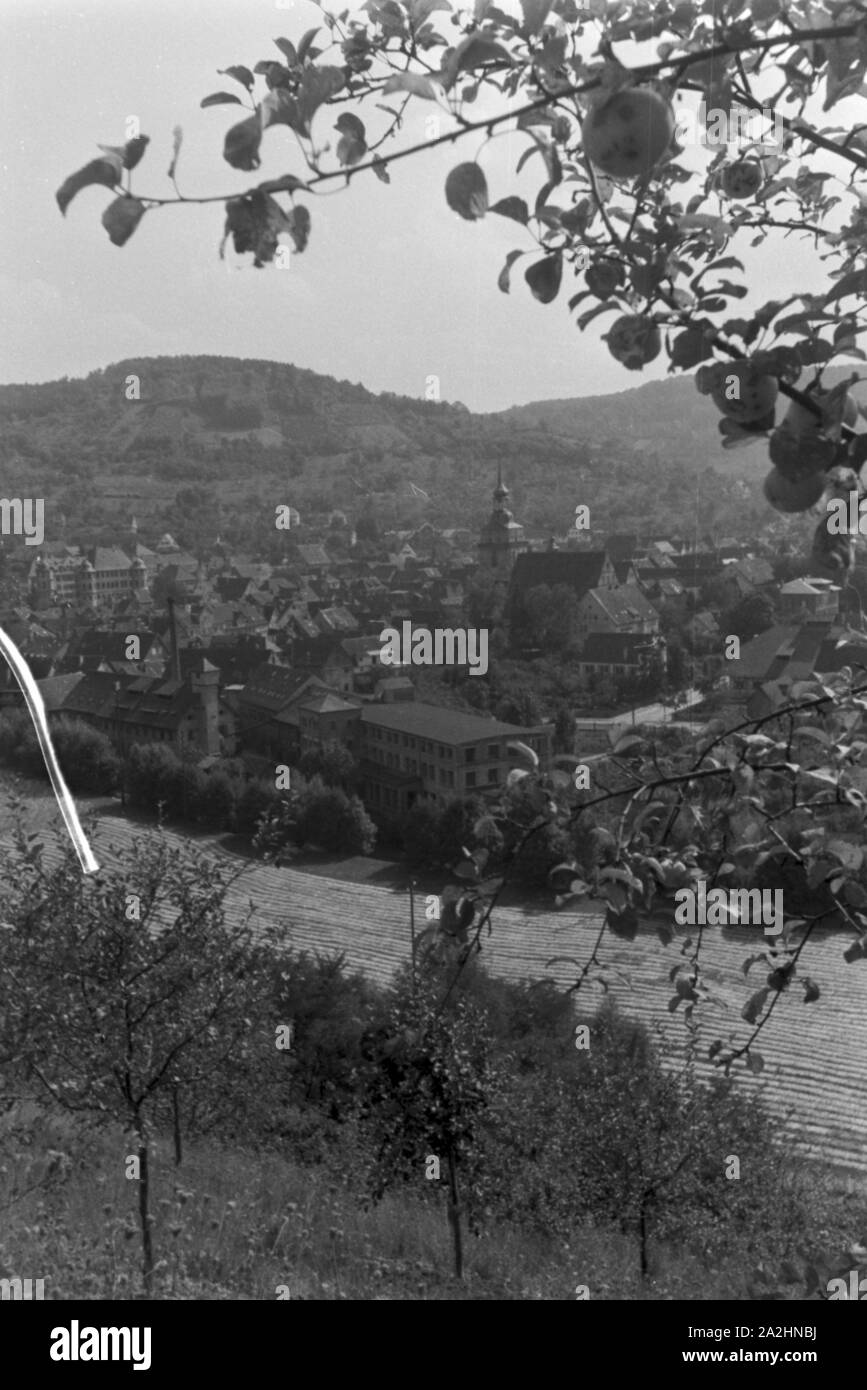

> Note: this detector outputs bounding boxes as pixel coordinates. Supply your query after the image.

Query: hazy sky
[0,0,858,411]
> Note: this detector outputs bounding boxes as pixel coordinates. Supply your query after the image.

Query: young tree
[359,959,506,1281]
[0,831,269,1297]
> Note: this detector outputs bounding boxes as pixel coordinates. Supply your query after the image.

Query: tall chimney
[167,596,182,683]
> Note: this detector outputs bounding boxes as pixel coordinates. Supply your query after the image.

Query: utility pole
[408,877,417,995]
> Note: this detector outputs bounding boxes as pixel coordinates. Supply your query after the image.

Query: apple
[812,520,855,578]
[720,159,763,199]
[585,260,624,298]
[763,467,826,513]
[768,423,837,479]
[709,361,778,423]
[581,87,676,179]
[605,314,662,370]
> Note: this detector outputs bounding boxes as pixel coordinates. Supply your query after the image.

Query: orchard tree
[0,830,270,1297]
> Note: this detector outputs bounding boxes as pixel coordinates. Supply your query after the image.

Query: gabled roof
[586,584,658,625]
[511,550,609,598]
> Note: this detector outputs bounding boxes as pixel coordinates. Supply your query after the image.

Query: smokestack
[167,596,182,683]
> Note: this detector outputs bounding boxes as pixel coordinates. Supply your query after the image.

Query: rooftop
[360,701,544,745]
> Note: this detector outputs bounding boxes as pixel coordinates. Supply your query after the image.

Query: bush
[402,799,441,869]
[125,743,183,815]
[298,780,376,855]
[53,720,120,794]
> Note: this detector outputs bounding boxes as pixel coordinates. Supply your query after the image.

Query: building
[356,701,553,816]
[576,632,666,685]
[729,621,867,695]
[30,548,149,608]
[575,584,659,647]
[477,467,527,575]
[778,577,840,623]
[38,658,230,757]
[510,549,619,599]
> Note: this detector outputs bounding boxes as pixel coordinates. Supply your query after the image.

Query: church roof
[511,550,609,597]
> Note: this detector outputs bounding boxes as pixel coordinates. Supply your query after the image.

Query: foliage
[0,832,269,1296]
[54,2,867,563]
[0,711,119,793]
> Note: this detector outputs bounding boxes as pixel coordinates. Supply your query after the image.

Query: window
[466,771,476,788]
[488,744,498,759]
[489,767,499,784]
[465,747,476,764]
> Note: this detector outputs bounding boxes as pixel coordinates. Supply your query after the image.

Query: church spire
[494,463,510,508]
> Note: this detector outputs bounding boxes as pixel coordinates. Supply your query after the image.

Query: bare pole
[408,877,417,997]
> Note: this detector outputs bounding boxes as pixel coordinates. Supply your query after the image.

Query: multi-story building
[30,548,148,608]
[356,701,553,816]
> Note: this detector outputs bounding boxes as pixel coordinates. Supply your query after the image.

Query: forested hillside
[0,356,781,548]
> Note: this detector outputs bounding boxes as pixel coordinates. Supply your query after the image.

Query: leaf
[218,65,255,91]
[802,978,820,1004]
[525,254,562,304]
[844,939,865,964]
[599,866,642,891]
[200,92,245,109]
[285,205,311,253]
[742,987,769,1025]
[507,739,539,768]
[746,1050,765,1074]
[828,838,863,872]
[520,0,551,33]
[223,116,262,171]
[498,250,525,292]
[489,196,529,224]
[445,162,488,220]
[612,733,645,755]
[372,156,390,183]
[669,326,715,370]
[297,27,322,65]
[257,174,309,195]
[101,196,146,247]
[382,72,439,99]
[296,66,346,133]
[274,38,298,64]
[56,154,123,215]
[167,126,183,182]
[447,33,513,86]
[606,905,639,940]
[335,113,367,166]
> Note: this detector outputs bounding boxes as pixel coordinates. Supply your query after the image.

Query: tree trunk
[638,1193,650,1279]
[446,1146,464,1282]
[134,1115,155,1297]
[172,1085,183,1167]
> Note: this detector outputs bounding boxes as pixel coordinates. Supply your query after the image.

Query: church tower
[477,465,526,575]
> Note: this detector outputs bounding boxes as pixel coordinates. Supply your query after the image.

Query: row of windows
[365,727,505,764]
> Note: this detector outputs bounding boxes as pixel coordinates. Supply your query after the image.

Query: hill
[0,355,792,552]
[496,364,867,482]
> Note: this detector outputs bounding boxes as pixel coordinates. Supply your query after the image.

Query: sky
[0,0,859,412]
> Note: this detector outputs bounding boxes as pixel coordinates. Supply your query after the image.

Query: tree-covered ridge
[0,354,796,546]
